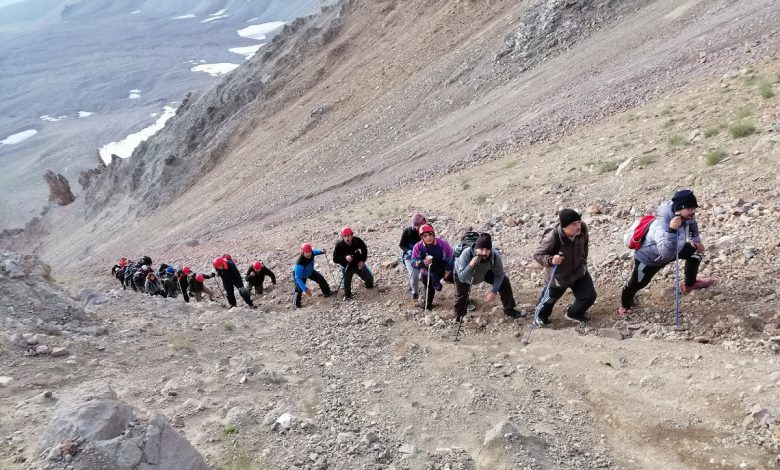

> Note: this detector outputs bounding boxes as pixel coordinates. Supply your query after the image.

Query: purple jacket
[411,238,454,275]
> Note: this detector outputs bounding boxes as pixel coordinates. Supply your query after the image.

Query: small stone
[484,420,517,446]
[336,432,357,444]
[50,347,70,357]
[398,443,418,455]
[0,376,12,386]
[362,431,379,444]
[599,328,624,341]
[36,345,51,355]
[381,259,398,269]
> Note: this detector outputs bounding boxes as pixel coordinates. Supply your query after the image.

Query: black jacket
[245,266,276,286]
[187,272,214,293]
[399,226,421,254]
[333,237,368,268]
[216,259,245,290]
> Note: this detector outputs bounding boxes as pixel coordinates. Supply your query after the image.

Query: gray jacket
[454,247,506,293]
[635,201,701,267]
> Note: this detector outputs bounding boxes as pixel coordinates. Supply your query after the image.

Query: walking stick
[674,232,680,326]
[522,264,559,346]
[423,256,432,311]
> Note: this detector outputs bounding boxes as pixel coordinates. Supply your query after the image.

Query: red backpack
[624,215,655,250]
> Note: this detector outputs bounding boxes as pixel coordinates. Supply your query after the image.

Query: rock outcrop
[43,170,76,206]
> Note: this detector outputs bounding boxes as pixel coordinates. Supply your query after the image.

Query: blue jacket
[635,201,701,266]
[293,249,324,292]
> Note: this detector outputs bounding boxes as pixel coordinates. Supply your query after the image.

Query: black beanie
[475,233,492,250]
[559,209,581,228]
[672,189,699,211]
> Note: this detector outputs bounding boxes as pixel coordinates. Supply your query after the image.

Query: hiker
[188,272,215,302]
[144,272,166,297]
[161,266,180,298]
[141,256,153,266]
[333,227,374,300]
[133,265,150,291]
[177,266,191,303]
[124,262,141,290]
[293,243,334,308]
[245,260,276,295]
[619,189,713,315]
[399,213,426,300]
[454,233,524,320]
[213,257,255,309]
[411,224,454,310]
[532,209,596,326]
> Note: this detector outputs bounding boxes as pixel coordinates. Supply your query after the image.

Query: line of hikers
[111,189,714,325]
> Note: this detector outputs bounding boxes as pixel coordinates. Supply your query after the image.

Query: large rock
[37,385,210,469]
[43,169,76,206]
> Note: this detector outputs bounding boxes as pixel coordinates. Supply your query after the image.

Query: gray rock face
[36,385,210,470]
[38,386,134,452]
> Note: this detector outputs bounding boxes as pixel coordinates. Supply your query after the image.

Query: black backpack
[454,231,480,258]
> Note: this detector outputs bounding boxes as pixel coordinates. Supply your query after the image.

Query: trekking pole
[522,264,559,346]
[424,256,432,311]
[674,232,680,326]
[454,316,463,342]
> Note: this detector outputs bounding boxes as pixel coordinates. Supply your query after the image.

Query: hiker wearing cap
[454,233,524,320]
[619,189,713,315]
[161,266,180,298]
[245,260,276,295]
[399,213,426,300]
[411,224,454,310]
[532,209,596,326]
[293,244,334,308]
[188,272,215,302]
[213,257,256,308]
[333,227,374,300]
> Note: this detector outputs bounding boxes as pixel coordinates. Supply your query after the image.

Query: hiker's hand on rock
[669,216,683,230]
[484,292,497,303]
[551,255,565,265]
[693,241,705,252]
[304,290,313,297]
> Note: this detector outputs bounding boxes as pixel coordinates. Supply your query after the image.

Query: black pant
[621,243,700,308]
[342,265,374,297]
[535,272,596,322]
[293,271,331,307]
[453,271,516,318]
[248,273,271,294]
[223,280,254,308]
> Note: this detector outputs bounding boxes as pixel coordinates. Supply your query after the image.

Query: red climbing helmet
[195,273,205,283]
[253,261,262,271]
[300,243,313,254]
[222,253,233,261]
[182,266,191,275]
[340,226,353,237]
[418,224,435,236]
[213,257,226,269]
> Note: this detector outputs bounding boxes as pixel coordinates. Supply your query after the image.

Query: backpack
[454,231,480,258]
[623,215,655,250]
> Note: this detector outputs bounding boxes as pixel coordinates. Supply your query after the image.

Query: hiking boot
[681,277,714,294]
[533,316,547,328]
[323,291,335,298]
[564,312,584,323]
[504,308,527,319]
[343,294,353,301]
[411,293,419,301]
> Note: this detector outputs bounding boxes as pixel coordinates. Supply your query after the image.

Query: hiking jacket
[293,249,324,292]
[187,272,214,293]
[534,222,589,289]
[245,265,276,286]
[411,238,454,275]
[216,259,245,290]
[145,276,164,295]
[333,236,368,268]
[635,200,702,266]
[455,247,505,293]
[399,227,421,259]
[177,273,189,302]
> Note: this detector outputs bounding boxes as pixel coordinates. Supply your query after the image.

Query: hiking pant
[453,271,516,318]
[403,258,420,297]
[621,243,701,308]
[248,273,271,295]
[343,264,374,298]
[225,284,253,308]
[535,272,596,322]
[420,270,445,309]
[293,271,331,307]
[192,286,215,302]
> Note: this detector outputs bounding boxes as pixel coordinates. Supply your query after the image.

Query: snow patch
[237,21,286,41]
[172,14,196,19]
[78,111,94,118]
[1,129,38,146]
[131,10,140,14]
[191,63,239,76]
[201,14,229,23]
[98,106,177,164]
[228,44,264,60]
[128,93,141,99]
[40,115,66,122]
